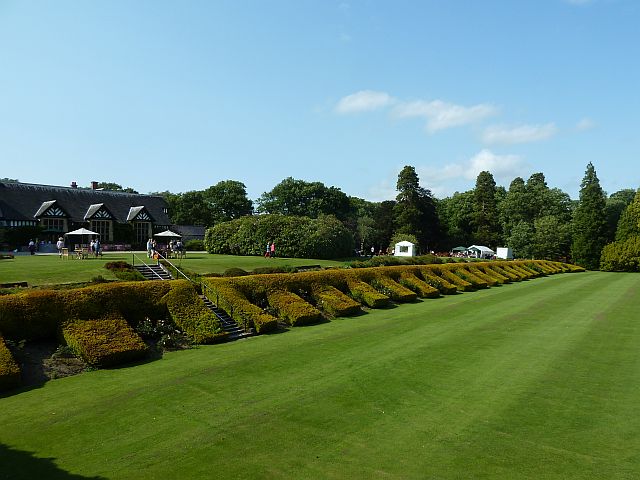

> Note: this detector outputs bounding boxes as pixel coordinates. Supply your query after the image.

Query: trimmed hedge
[311,285,361,317]
[62,314,148,367]
[345,279,391,308]
[428,266,475,292]
[447,266,489,289]
[416,269,458,295]
[467,266,500,286]
[479,264,510,283]
[162,281,227,344]
[370,276,418,302]
[398,273,440,298]
[267,290,324,326]
[0,335,20,391]
[201,279,278,334]
[0,282,172,342]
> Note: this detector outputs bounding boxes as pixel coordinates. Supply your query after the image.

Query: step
[199,294,256,340]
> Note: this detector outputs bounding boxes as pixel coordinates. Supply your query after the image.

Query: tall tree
[472,171,500,246]
[571,162,608,269]
[203,180,253,224]
[438,190,475,248]
[499,177,528,239]
[393,166,440,250]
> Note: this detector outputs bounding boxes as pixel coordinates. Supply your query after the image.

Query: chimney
[71,181,77,189]
[91,181,98,190]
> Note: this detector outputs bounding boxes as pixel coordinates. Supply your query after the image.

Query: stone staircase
[134,264,173,281]
[200,295,255,341]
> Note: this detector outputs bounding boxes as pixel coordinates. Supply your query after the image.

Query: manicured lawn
[0,253,347,286]
[1,271,639,479]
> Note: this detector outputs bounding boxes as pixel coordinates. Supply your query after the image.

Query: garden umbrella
[65,228,100,249]
[153,230,182,239]
[451,246,467,252]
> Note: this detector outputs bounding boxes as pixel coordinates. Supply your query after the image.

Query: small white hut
[394,240,417,257]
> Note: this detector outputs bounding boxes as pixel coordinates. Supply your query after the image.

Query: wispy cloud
[335,90,396,114]
[366,150,528,200]
[393,100,498,133]
[481,123,557,145]
[576,117,595,131]
[415,150,528,197]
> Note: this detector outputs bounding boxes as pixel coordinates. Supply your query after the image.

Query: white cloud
[335,90,395,114]
[576,117,595,131]
[416,150,528,196]
[481,123,557,144]
[366,150,528,200]
[393,100,498,133]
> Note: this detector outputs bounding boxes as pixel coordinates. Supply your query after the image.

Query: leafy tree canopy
[257,177,351,220]
[96,182,138,193]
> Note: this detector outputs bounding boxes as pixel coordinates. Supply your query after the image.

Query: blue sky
[1,0,638,202]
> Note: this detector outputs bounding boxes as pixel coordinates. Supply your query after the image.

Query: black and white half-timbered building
[0,181,171,248]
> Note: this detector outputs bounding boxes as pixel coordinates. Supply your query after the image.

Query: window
[134,222,150,244]
[91,220,111,241]
[400,246,409,253]
[42,218,64,231]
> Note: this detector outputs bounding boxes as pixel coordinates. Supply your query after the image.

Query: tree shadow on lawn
[0,444,106,480]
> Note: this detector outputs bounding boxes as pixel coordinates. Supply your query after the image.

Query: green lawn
[1,271,639,479]
[0,252,347,286]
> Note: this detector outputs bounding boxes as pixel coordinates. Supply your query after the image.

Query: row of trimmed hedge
[0,280,228,391]
[201,261,584,332]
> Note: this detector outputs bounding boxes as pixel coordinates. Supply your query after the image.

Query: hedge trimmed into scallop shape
[311,285,361,317]
[162,281,227,344]
[398,273,440,298]
[267,290,324,326]
[62,314,148,367]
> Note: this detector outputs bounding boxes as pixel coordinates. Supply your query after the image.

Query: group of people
[146,237,185,259]
[89,238,101,257]
[264,241,276,258]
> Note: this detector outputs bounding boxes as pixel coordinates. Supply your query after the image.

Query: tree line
[144,163,637,269]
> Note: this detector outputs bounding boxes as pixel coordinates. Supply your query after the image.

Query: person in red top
[270,241,276,258]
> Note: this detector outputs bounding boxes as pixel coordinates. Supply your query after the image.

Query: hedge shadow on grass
[0,443,107,480]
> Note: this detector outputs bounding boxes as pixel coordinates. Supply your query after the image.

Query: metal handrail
[131,252,166,281]
[155,251,195,283]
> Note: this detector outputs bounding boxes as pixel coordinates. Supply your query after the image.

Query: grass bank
[1,271,639,479]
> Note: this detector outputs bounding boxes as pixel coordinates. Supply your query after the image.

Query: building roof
[172,224,206,238]
[0,182,171,225]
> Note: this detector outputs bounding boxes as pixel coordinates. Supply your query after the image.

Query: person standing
[147,238,153,258]
[94,238,101,257]
[270,241,276,258]
[28,239,36,255]
[265,241,271,258]
[56,237,64,257]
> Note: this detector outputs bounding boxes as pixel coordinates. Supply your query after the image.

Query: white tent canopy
[467,245,495,258]
[154,230,182,238]
[65,228,100,236]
